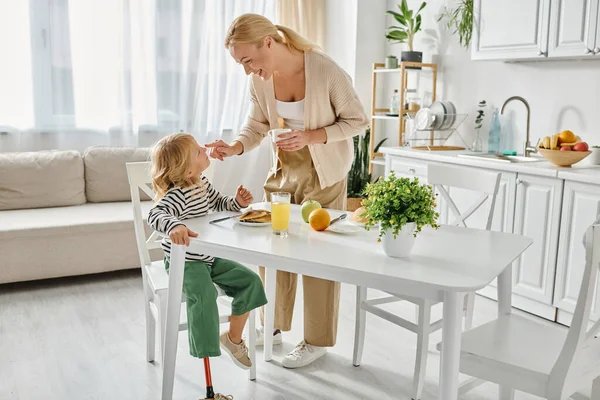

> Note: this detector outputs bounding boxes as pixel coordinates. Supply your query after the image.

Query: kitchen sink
[457,153,544,163]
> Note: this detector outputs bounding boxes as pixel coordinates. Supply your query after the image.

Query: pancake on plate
[239,210,271,223]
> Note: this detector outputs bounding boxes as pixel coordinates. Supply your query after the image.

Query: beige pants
[260,144,347,347]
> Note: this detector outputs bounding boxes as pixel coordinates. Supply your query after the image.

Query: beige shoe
[219,331,251,370]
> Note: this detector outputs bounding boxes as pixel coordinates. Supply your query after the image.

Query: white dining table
[160,203,532,400]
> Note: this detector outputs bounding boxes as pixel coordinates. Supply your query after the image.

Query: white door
[512,174,563,305]
[472,0,551,60]
[548,0,597,57]
[554,182,600,321]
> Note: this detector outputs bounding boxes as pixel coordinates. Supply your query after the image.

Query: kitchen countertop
[380,146,600,184]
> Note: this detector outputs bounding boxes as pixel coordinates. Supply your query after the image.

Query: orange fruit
[557,130,575,144]
[308,208,330,231]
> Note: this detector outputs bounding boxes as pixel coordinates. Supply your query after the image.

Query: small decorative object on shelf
[389,90,400,115]
[386,0,427,70]
[404,88,420,115]
[472,100,486,152]
[385,55,398,69]
[362,171,440,258]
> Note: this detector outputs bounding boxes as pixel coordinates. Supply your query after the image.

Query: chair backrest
[126,161,161,268]
[549,219,600,395]
[427,164,501,230]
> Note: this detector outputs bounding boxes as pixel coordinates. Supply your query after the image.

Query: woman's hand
[235,185,254,208]
[276,129,327,151]
[205,140,241,160]
[169,225,198,246]
[276,130,311,152]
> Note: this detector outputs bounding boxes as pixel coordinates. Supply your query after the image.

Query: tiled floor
[0,269,589,399]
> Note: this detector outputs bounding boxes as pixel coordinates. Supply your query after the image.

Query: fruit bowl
[538,148,591,167]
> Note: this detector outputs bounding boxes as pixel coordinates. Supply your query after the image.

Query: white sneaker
[282,340,327,369]
[243,327,282,347]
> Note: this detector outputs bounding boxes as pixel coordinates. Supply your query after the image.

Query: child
[148,133,267,370]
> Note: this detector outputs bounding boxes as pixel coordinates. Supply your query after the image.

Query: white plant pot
[585,148,600,166]
[380,222,416,258]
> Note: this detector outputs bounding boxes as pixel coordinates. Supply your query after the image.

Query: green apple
[301,200,321,223]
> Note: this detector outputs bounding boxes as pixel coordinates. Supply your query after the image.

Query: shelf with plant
[386,0,427,68]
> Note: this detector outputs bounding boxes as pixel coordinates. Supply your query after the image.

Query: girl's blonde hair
[151,133,200,200]
[224,13,318,54]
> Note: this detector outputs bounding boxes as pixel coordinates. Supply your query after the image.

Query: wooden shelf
[368,61,438,174]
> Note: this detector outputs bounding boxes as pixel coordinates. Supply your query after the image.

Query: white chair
[449,221,600,400]
[353,164,502,400]
[125,161,256,400]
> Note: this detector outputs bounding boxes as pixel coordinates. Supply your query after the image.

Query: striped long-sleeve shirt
[148,175,241,264]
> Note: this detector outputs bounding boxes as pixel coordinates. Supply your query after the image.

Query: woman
[206,13,368,369]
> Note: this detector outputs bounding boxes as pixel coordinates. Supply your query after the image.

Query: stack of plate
[414,101,457,130]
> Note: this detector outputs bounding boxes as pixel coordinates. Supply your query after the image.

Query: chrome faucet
[500,96,537,157]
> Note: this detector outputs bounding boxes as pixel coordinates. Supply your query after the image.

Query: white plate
[327,223,363,234]
[237,220,271,227]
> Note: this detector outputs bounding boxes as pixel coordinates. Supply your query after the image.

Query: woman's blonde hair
[224,13,317,53]
[151,133,200,200]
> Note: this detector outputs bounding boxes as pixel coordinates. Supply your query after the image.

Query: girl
[148,133,267,370]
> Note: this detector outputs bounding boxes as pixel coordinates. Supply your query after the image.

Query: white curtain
[0,0,275,152]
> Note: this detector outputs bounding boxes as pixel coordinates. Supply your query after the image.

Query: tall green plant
[386,0,427,51]
[347,128,387,198]
[437,0,474,48]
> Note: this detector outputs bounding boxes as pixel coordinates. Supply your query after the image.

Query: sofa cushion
[0,150,86,211]
[84,146,151,203]
[0,201,155,240]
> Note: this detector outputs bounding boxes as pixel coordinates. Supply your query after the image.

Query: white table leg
[439,291,464,400]
[161,244,186,400]
[497,264,513,316]
[263,267,277,362]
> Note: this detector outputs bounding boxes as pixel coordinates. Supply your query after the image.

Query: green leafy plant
[362,171,439,240]
[347,128,387,198]
[592,145,600,149]
[386,0,427,51]
[437,0,474,48]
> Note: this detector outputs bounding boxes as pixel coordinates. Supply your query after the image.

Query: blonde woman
[206,14,368,369]
[148,133,267,373]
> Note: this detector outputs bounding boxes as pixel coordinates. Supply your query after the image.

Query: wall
[325,0,358,80]
[379,0,600,153]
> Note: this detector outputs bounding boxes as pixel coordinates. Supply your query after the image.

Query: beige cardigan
[234,50,369,189]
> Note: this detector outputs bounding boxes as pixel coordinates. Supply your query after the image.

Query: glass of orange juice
[271,192,291,237]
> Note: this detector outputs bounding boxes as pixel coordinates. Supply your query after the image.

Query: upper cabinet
[472,0,551,61]
[549,0,598,57]
[472,0,600,61]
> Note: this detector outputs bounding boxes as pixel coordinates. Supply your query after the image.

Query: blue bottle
[488,108,501,155]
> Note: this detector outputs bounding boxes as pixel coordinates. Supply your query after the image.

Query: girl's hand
[276,130,311,152]
[205,140,238,160]
[169,225,198,246]
[235,185,254,208]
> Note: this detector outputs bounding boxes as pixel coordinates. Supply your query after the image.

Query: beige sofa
[0,147,159,284]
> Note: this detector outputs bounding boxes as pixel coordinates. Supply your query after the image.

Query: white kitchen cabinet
[553,181,600,325]
[512,174,563,307]
[472,0,551,60]
[594,0,600,54]
[548,0,598,57]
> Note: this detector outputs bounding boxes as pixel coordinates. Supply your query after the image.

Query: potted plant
[438,0,474,49]
[386,0,427,69]
[347,128,387,212]
[588,145,600,165]
[362,171,439,258]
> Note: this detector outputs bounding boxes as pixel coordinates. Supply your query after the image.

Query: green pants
[165,257,267,359]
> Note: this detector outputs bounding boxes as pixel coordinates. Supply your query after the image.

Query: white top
[167,203,533,297]
[276,99,304,130]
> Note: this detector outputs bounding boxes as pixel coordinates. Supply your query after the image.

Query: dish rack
[403,112,470,150]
